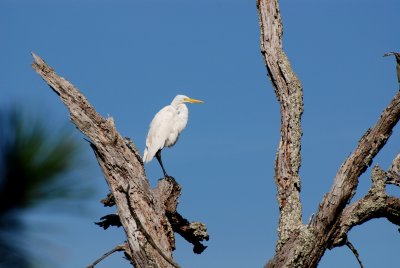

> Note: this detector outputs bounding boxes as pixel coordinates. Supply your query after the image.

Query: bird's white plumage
[143,95,202,164]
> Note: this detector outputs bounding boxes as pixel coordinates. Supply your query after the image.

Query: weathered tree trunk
[31,53,208,268]
[257,0,400,267]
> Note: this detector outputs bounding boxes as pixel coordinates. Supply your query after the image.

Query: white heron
[143,95,204,177]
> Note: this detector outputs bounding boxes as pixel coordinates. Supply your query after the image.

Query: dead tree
[31,1,400,267]
[257,0,400,267]
[31,53,208,268]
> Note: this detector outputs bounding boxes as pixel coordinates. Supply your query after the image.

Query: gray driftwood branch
[257,0,400,267]
[31,53,208,268]
[330,165,400,248]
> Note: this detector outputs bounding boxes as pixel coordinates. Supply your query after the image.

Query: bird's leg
[155,150,169,178]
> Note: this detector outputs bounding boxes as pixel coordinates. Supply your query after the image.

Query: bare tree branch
[87,243,127,268]
[31,53,208,268]
[265,59,400,267]
[330,166,400,248]
[122,184,180,268]
[257,1,400,267]
[314,90,400,231]
[345,240,364,268]
[154,177,209,253]
[257,0,304,250]
[100,193,116,207]
[387,175,400,187]
[166,211,209,254]
[32,52,172,267]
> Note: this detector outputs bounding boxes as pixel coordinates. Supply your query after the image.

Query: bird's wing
[143,106,176,163]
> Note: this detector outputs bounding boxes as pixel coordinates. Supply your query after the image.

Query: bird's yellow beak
[184,97,204,104]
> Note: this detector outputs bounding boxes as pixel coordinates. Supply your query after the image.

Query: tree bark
[31,53,208,268]
[257,0,400,267]
[257,0,304,251]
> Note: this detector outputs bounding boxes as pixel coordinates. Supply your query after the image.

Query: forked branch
[314,89,400,233]
[31,53,208,268]
[32,52,174,267]
[257,0,400,266]
[330,165,400,248]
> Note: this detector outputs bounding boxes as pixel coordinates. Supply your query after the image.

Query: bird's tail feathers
[143,147,154,163]
[143,148,149,163]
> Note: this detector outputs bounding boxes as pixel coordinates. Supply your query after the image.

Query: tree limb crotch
[31,53,208,268]
[257,0,400,267]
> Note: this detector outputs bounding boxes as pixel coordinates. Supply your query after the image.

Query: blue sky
[1,0,400,267]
